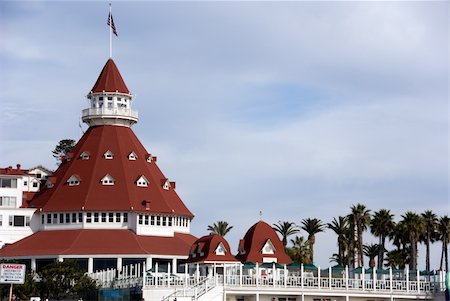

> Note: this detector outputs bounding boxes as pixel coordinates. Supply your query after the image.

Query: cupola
[82,59,138,127]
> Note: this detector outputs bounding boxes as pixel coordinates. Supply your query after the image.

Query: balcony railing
[82,108,138,120]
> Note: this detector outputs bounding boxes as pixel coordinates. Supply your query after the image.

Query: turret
[82,58,138,127]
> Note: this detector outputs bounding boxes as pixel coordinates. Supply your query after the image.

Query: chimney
[16,164,21,170]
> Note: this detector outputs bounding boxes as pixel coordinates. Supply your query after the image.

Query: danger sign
[0,263,26,284]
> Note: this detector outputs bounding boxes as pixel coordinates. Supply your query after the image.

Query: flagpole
[109,3,112,58]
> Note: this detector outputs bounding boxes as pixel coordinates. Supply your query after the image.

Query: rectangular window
[0,178,18,188]
[72,213,77,223]
[41,215,44,224]
[78,212,83,223]
[144,215,149,225]
[109,213,114,222]
[123,213,128,223]
[53,214,58,224]
[65,213,70,223]
[23,181,28,186]
[59,213,64,224]
[33,182,38,188]
[162,216,167,226]
[36,173,42,179]
[86,212,92,223]
[138,215,143,225]
[156,216,161,226]
[9,216,13,226]
[101,212,106,222]
[26,216,30,226]
[150,215,155,225]
[168,217,172,227]
[13,216,25,227]
[94,212,99,222]
[0,196,17,207]
[47,214,51,224]
[116,213,120,222]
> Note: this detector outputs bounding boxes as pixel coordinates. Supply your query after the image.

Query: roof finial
[259,210,263,220]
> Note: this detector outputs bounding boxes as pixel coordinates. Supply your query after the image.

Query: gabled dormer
[67,175,81,186]
[215,242,227,256]
[162,179,170,190]
[261,239,275,255]
[104,150,114,159]
[46,177,56,189]
[101,174,115,185]
[128,151,138,160]
[136,175,149,187]
[80,151,90,160]
[146,154,157,163]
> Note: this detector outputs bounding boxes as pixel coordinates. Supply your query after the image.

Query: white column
[146,257,152,271]
[301,264,304,289]
[362,266,365,290]
[389,267,393,293]
[31,258,36,272]
[172,258,177,274]
[117,257,122,271]
[373,267,376,291]
[329,266,332,289]
[345,265,349,290]
[88,258,94,274]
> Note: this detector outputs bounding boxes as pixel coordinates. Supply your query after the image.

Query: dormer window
[80,151,90,160]
[261,239,275,255]
[104,150,114,159]
[136,175,149,187]
[101,174,115,185]
[128,152,137,160]
[146,154,153,163]
[162,179,170,190]
[67,175,81,186]
[215,242,226,256]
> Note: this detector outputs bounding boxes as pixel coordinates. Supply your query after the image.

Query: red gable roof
[29,125,194,217]
[187,234,238,263]
[235,221,291,264]
[0,229,196,257]
[90,59,130,94]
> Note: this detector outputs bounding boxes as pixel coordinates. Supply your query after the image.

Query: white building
[0,165,51,248]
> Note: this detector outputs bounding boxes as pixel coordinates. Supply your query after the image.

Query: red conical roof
[235,221,291,264]
[29,125,193,217]
[90,58,130,94]
[187,234,238,263]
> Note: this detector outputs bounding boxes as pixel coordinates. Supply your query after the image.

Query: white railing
[90,264,447,298]
[82,107,138,120]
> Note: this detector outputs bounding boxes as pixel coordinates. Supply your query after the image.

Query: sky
[0,1,448,270]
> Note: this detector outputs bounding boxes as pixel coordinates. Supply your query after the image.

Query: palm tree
[300,218,325,263]
[421,210,438,272]
[207,221,233,236]
[385,249,408,269]
[399,211,425,270]
[362,243,380,269]
[437,215,450,271]
[327,216,349,266]
[348,203,371,267]
[273,221,299,248]
[288,235,311,264]
[370,209,395,269]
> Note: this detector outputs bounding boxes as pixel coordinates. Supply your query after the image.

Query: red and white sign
[0,263,26,284]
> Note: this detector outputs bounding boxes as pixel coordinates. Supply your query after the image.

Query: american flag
[107,12,118,36]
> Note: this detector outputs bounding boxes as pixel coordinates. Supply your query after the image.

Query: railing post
[406,266,409,293]
[239,263,243,287]
[301,264,304,289]
[362,266,365,290]
[318,266,321,289]
[417,269,420,293]
[329,266,332,289]
[373,267,376,291]
[284,264,287,288]
[389,267,393,293]
[256,263,259,288]
[345,265,348,290]
[142,263,147,289]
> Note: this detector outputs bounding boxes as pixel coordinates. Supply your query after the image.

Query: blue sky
[0,1,448,269]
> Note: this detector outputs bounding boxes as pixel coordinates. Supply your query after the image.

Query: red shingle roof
[187,234,238,263]
[90,59,130,94]
[29,125,194,217]
[235,221,292,264]
[0,229,197,257]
